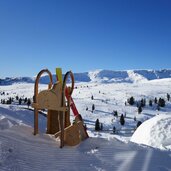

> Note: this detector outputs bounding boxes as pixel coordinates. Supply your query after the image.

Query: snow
[0,75,171,170]
[131,114,171,150]
[127,70,148,83]
[0,117,14,130]
[0,124,171,171]
[1,69,171,85]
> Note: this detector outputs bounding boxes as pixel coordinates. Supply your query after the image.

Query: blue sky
[0,0,171,77]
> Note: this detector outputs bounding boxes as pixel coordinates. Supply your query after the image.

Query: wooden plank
[59,112,64,148]
[64,124,80,146]
[32,102,67,112]
[34,109,38,135]
[47,110,60,134]
[53,121,88,146]
[77,121,89,140]
[46,109,51,133]
[54,124,80,146]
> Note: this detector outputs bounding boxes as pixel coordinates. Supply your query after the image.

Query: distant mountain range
[0,69,171,85]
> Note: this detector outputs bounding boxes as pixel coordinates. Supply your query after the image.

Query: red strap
[65,87,89,138]
[65,88,79,116]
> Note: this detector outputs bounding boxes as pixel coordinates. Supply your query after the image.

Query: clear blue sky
[0,0,171,77]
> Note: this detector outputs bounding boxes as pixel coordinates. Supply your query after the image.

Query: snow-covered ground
[0,77,171,170]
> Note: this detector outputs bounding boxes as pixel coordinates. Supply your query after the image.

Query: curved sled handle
[59,71,74,148]
[33,69,53,135]
[62,71,74,104]
[34,69,53,103]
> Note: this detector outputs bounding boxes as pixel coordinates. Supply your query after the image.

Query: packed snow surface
[0,124,171,171]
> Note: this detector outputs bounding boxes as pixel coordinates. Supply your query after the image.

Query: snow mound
[0,117,19,130]
[130,114,171,150]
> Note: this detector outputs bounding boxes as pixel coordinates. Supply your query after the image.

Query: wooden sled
[32,68,88,148]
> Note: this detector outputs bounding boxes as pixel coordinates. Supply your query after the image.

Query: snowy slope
[0,103,171,171]
[0,124,171,171]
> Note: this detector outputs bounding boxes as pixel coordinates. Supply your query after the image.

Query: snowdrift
[131,114,171,150]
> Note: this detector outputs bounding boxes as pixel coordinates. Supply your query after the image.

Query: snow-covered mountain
[0,77,34,85]
[1,69,171,85]
[88,69,171,83]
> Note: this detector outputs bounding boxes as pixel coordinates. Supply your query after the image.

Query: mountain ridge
[0,69,171,85]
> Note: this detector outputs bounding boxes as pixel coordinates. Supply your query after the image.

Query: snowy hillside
[1,69,171,85]
[0,77,171,170]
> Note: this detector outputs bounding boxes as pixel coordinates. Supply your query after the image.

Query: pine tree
[127,96,135,105]
[113,126,116,134]
[120,114,125,126]
[100,123,103,131]
[136,121,142,128]
[167,93,170,101]
[95,119,100,131]
[19,98,22,105]
[9,97,12,104]
[7,97,12,104]
[140,98,146,107]
[16,96,19,101]
[149,99,153,106]
[138,106,142,114]
[27,98,31,108]
[113,110,118,117]
[154,97,158,104]
[24,97,28,103]
[92,104,95,112]
[158,98,165,107]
